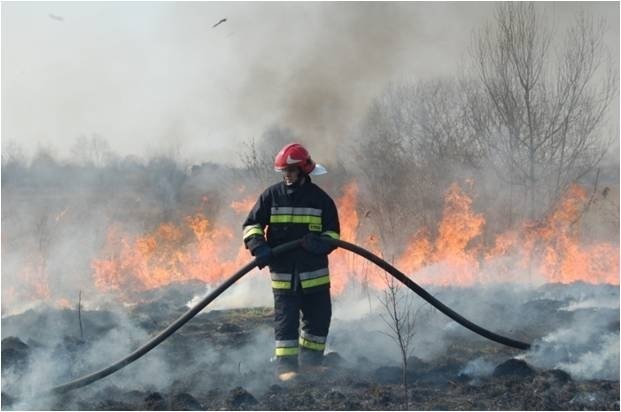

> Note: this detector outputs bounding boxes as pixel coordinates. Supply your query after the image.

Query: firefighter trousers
[273,285,331,371]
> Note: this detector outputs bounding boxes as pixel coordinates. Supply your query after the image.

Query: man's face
[282,166,301,186]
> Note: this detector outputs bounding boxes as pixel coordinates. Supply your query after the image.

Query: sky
[1,1,619,166]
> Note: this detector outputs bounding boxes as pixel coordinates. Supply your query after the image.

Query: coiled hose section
[46,238,530,395]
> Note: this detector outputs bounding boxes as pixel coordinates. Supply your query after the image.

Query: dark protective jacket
[242,177,340,294]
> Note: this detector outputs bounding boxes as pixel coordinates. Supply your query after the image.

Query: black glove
[301,233,333,255]
[252,244,272,269]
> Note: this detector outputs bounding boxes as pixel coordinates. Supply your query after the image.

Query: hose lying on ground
[46,237,530,395]
[324,238,531,351]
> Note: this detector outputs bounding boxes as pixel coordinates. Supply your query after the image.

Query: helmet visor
[310,163,327,176]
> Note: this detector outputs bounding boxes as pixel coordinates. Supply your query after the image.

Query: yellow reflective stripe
[243,224,262,234]
[270,215,322,224]
[300,331,327,344]
[243,227,264,240]
[322,231,340,240]
[299,337,325,351]
[275,347,299,356]
[271,281,291,289]
[301,275,330,289]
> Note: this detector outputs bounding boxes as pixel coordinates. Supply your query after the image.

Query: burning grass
[3,178,618,314]
[2,175,618,410]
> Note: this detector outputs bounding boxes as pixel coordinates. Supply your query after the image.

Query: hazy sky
[2,2,619,165]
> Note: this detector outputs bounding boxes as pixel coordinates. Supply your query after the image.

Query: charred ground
[2,282,619,410]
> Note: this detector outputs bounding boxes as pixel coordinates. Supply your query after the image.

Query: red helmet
[274,143,327,175]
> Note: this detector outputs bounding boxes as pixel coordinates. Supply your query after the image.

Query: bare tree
[350,79,485,248]
[1,139,26,167]
[77,290,84,340]
[240,125,298,187]
[378,274,421,409]
[70,133,114,168]
[471,3,616,218]
[350,94,414,248]
[411,79,487,170]
[240,137,275,187]
[146,156,187,220]
[1,139,27,189]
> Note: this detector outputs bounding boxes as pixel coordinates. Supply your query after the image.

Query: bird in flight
[49,13,64,22]
[212,18,227,28]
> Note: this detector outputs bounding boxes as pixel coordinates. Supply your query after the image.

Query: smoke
[3,302,276,410]
[1,174,116,316]
[185,271,273,311]
[157,2,442,165]
[2,279,618,409]
[524,293,620,380]
[16,3,618,164]
[460,357,496,379]
[1,4,618,408]
[329,281,618,381]
[3,308,162,408]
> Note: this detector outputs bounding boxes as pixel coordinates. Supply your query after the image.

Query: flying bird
[49,13,64,22]
[212,18,227,28]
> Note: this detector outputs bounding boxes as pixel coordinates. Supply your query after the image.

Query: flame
[2,259,52,311]
[427,183,485,284]
[91,182,618,301]
[480,185,619,284]
[92,213,250,297]
[395,183,618,286]
[330,182,361,294]
[230,196,256,215]
[56,298,72,309]
[9,180,615,309]
[19,258,51,300]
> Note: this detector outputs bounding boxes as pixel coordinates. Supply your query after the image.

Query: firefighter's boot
[275,356,299,382]
[299,348,328,376]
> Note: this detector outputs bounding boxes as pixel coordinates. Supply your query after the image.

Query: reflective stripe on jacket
[242,177,340,294]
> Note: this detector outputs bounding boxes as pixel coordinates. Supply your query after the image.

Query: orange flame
[230,196,256,215]
[2,259,52,311]
[92,215,249,296]
[90,182,618,301]
[395,183,618,286]
[56,298,72,309]
[480,185,619,284]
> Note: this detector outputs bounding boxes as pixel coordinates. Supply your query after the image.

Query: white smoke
[330,281,619,380]
[524,300,620,380]
[185,271,273,311]
[460,357,496,378]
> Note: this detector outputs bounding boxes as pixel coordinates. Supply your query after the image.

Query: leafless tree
[240,125,298,187]
[378,274,424,409]
[349,79,485,249]
[350,94,414,248]
[1,139,26,167]
[70,134,115,168]
[240,137,275,187]
[146,156,187,220]
[410,79,487,170]
[1,139,27,190]
[471,3,616,218]
[77,290,84,340]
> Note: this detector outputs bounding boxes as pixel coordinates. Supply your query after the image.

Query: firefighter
[242,143,340,381]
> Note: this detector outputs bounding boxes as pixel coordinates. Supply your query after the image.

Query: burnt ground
[1,282,619,410]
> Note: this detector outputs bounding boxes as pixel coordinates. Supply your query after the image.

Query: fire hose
[46,238,530,396]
